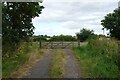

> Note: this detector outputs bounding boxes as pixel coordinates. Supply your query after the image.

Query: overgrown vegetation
[2,2,44,57]
[2,2,44,78]
[50,49,65,78]
[2,42,44,78]
[73,38,120,78]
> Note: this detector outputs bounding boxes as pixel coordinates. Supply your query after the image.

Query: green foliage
[32,35,50,42]
[32,35,77,42]
[2,2,44,56]
[88,38,119,63]
[50,34,77,41]
[2,42,30,77]
[73,38,120,78]
[2,42,43,78]
[101,7,120,40]
[88,38,118,56]
[76,28,94,42]
[88,34,99,41]
[88,38,120,71]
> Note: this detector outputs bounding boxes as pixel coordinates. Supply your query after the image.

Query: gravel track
[23,49,55,78]
[23,49,81,78]
[64,49,81,78]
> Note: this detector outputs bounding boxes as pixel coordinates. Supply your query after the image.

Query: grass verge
[2,42,45,78]
[73,39,120,78]
[50,49,65,78]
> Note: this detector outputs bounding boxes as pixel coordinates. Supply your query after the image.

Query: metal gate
[39,41,79,49]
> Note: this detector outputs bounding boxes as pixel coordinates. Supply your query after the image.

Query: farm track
[23,49,55,78]
[64,49,81,78]
[23,49,81,78]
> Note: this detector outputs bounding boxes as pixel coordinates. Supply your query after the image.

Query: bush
[88,37,120,71]
[73,37,120,77]
[2,42,31,77]
[88,38,118,55]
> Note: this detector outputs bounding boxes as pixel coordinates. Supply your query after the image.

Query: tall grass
[73,38,120,78]
[50,49,65,78]
[2,42,43,78]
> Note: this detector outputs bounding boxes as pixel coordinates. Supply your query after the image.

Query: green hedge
[73,38,120,77]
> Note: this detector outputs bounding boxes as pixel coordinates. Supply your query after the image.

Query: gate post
[39,39,42,48]
[51,41,53,49]
[78,40,80,47]
[62,41,63,48]
[73,41,74,47]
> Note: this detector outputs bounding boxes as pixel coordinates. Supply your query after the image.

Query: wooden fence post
[62,41,63,48]
[73,41,74,47]
[51,41,53,49]
[78,40,80,47]
[39,40,41,48]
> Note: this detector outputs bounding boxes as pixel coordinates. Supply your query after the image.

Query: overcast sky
[32,0,119,36]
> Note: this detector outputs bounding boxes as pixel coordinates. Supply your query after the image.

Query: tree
[101,7,120,40]
[50,35,77,41]
[32,35,51,42]
[2,2,44,45]
[76,28,94,42]
[2,2,44,56]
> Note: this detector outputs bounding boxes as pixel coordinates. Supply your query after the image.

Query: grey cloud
[32,1,118,35]
[33,1,117,23]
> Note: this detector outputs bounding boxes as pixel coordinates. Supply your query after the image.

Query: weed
[50,49,65,78]
[73,38,120,78]
[2,42,43,78]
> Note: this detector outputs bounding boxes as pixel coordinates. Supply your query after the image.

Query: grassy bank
[2,42,44,78]
[50,49,65,78]
[73,38,120,78]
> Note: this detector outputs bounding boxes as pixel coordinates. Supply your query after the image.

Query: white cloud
[32,0,119,36]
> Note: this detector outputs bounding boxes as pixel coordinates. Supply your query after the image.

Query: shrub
[88,38,118,56]
[73,37,120,77]
[88,37,120,71]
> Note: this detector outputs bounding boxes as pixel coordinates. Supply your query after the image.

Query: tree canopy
[50,35,77,41]
[32,35,77,42]
[101,7,120,40]
[33,35,50,41]
[2,2,44,57]
[76,28,94,42]
[2,2,44,45]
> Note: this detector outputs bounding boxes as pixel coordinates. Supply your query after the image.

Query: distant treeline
[33,34,77,41]
[32,32,108,42]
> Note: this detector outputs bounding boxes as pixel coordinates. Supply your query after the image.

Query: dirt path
[23,49,55,78]
[64,49,81,78]
[23,49,81,78]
